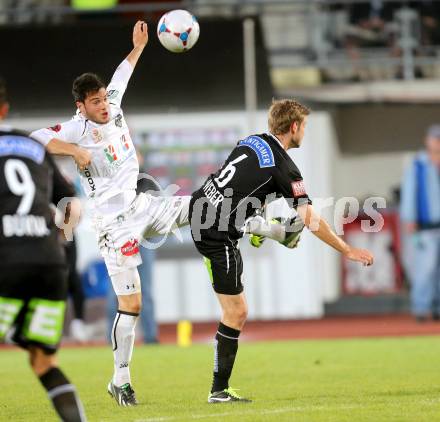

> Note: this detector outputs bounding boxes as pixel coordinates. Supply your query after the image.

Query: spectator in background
[65,226,88,342]
[400,125,440,322]
[55,156,90,342]
[410,0,440,47]
[346,0,399,47]
[350,1,395,30]
[343,0,402,80]
[106,149,158,344]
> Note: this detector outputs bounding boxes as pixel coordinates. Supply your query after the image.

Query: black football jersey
[191,132,312,239]
[0,127,75,266]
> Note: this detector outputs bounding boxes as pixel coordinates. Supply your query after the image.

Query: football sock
[211,322,240,393]
[39,367,87,422]
[245,215,286,242]
[111,310,139,386]
[246,215,305,243]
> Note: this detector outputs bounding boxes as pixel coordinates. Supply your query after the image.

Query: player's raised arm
[126,20,149,68]
[296,203,374,266]
[107,21,148,108]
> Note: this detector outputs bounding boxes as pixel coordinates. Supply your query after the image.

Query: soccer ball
[157,9,200,53]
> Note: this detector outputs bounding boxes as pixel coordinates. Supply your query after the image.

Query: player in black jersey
[0,78,87,421]
[189,99,374,403]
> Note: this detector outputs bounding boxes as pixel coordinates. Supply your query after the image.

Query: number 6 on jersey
[214,154,247,188]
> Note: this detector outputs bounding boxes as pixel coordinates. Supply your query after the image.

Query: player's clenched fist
[73,146,92,171]
[133,20,148,49]
[344,247,374,266]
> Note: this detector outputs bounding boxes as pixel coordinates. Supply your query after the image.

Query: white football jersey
[32,59,139,219]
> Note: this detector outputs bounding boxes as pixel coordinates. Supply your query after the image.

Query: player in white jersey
[31,20,291,406]
[31,21,183,406]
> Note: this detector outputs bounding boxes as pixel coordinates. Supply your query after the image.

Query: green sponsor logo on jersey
[104,146,117,163]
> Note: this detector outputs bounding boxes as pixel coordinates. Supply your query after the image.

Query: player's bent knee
[117,293,142,314]
[236,308,248,324]
[224,306,248,326]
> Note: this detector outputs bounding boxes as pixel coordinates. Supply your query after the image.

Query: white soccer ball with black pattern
[157,9,200,53]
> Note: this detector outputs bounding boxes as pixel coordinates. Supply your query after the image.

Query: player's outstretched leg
[208,293,252,404]
[107,269,142,406]
[31,347,87,421]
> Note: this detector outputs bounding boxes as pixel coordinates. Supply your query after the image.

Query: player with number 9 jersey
[0,116,87,420]
[0,127,75,267]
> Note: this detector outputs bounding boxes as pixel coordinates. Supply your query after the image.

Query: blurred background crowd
[1,0,439,342]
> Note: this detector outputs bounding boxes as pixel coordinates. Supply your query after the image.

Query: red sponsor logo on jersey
[291,180,307,198]
[49,124,62,132]
[121,239,139,256]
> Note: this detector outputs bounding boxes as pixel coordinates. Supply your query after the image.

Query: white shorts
[95,193,190,277]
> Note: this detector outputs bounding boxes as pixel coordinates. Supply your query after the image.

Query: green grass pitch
[2,336,440,421]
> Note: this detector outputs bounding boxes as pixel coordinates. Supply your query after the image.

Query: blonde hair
[268,99,310,134]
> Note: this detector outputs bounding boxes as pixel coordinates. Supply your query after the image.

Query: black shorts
[0,265,68,354]
[192,235,244,295]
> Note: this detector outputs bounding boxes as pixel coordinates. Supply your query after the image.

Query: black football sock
[39,367,87,422]
[211,322,241,393]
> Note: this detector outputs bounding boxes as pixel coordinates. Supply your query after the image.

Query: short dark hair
[0,77,7,106]
[72,73,105,102]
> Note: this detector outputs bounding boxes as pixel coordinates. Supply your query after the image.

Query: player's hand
[344,247,374,266]
[133,20,148,49]
[73,147,92,171]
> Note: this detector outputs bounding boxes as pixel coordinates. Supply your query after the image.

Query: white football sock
[111,311,138,386]
[244,215,286,242]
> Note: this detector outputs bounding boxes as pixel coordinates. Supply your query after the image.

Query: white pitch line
[134,403,362,422]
